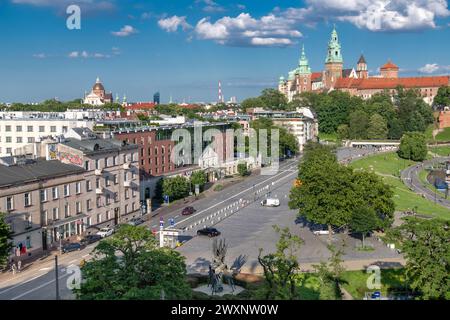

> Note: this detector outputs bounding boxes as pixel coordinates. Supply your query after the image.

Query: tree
[350,206,379,248]
[336,124,350,140]
[348,110,369,139]
[190,170,207,191]
[386,218,449,299]
[395,87,433,132]
[241,97,264,112]
[398,132,428,161]
[161,176,190,201]
[0,213,13,269]
[433,86,450,109]
[367,113,388,140]
[313,244,345,300]
[257,226,303,300]
[75,225,191,300]
[259,88,288,110]
[237,162,249,176]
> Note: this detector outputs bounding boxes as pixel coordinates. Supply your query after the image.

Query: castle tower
[380,60,399,78]
[324,26,344,88]
[296,44,312,95]
[357,54,368,79]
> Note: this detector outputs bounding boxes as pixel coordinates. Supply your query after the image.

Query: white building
[0,117,94,156]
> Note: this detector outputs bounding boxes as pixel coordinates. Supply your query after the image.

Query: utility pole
[55,255,60,300]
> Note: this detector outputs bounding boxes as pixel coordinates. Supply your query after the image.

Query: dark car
[128,217,145,226]
[197,227,221,237]
[181,206,196,216]
[81,234,102,245]
[62,242,82,254]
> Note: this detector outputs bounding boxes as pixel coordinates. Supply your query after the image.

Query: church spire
[298,44,311,75]
[325,26,343,64]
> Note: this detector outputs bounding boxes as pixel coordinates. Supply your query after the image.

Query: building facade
[279,27,450,105]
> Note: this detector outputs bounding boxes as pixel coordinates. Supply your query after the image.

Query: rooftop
[0,158,85,188]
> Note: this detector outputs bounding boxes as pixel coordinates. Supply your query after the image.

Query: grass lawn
[340,268,408,299]
[351,152,450,220]
[425,124,435,143]
[435,127,450,142]
[318,132,338,142]
[428,145,450,157]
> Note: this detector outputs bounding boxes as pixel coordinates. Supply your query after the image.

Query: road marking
[82,254,89,258]
[39,267,51,271]
[69,260,77,264]
[173,162,299,228]
[11,273,69,300]
[0,273,46,295]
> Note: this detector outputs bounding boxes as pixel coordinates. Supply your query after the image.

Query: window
[27,137,35,143]
[6,148,11,154]
[64,184,70,197]
[50,126,56,132]
[16,137,22,143]
[16,126,22,132]
[125,204,129,214]
[52,187,59,199]
[113,156,118,166]
[24,193,32,206]
[87,217,92,227]
[84,161,90,171]
[132,202,136,212]
[95,159,100,170]
[105,176,110,187]
[154,147,158,155]
[39,126,45,132]
[106,211,111,220]
[64,203,70,217]
[96,196,101,208]
[132,171,136,180]
[53,207,59,220]
[76,182,81,194]
[25,214,32,228]
[106,194,110,205]
[125,189,129,199]
[114,192,119,202]
[76,202,82,214]
[6,137,12,143]
[86,180,92,191]
[62,126,68,133]
[97,213,102,224]
[6,196,14,211]
[124,172,128,181]
[114,174,118,184]
[27,126,33,132]
[41,210,48,226]
[40,189,47,202]
[104,157,109,168]
[5,125,11,132]
[86,199,92,211]
[96,178,100,189]
[132,189,136,198]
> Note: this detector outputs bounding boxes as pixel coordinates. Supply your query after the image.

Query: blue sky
[0,0,449,103]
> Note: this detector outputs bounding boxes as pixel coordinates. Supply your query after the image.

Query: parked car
[197,227,221,237]
[81,234,102,245]
[96,227,114,238]
[313,229,334,235]
[128,217,145,226]
[261,198,280,207]
[62,242,82,254]
[181,206,196,216]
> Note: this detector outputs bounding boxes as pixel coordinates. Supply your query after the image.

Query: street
[0,146,388,300]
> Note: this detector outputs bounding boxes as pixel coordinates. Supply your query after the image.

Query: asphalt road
[401,156,450,210]
[0,146,383,300]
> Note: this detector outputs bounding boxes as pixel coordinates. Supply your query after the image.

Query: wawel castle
[278,26,450,105]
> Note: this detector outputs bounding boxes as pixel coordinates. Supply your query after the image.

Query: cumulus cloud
[68,50,111,59]
[419,63,450,74]
[158,16,192,32]
[284,0,450,32]
[198,0,226,13]
[32,53,47,59]
[194,13,301,47]
[111,25,138,37]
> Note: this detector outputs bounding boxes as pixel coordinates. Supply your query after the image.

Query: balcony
[124,181,131,188]
[95,169,103,176]
[96,187,104,194]
[123,162,131,170]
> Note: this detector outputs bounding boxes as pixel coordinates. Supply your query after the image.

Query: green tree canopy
[190,170,207,190]
[0,213,13,269]
[161,176,190,201]
[348,110,369,139]
[433,86,450,109]
[75,225,191,300]
[259,88,288,110]
[367,113,388,140]
[386,218,450,299]
[398,132,428,161]
[350,206,379,248]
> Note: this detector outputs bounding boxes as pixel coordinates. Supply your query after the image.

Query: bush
[237,163,249,177]
[213,184,224,192]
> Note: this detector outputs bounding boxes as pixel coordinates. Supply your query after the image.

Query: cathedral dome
[92,77,105,91]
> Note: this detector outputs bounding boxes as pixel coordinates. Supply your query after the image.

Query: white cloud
[194,13,301,47]
[111,25,138,37]
[237,4,246,10]
[419,63,450,74]
[158,16,192,32]
[68,51,79,58]
[284,0,450,32]
[68,50,111,59]
[32,53,47,59]
[196,0,226,13]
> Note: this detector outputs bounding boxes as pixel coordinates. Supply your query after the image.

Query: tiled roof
[335,76,449,90]
[126,103,156,110]
[311,72,322,82]
[380,60,399,70]
[358,55,366,64]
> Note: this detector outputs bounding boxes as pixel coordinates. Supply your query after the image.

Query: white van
[261,198,280,207]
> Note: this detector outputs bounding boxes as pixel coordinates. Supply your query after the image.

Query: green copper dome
[325,26,343,64]
[298,44,312,75]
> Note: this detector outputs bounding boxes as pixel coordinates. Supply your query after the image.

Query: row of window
[1,125,66,133]
[3,137,35,144]
[84,153,137,171]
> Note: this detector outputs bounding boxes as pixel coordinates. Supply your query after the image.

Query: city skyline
[0,0,450,103]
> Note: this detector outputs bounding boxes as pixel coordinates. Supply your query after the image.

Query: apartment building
[0,116,94,157]
[57,128,141,228]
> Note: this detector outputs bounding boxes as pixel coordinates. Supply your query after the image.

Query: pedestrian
[17,260,21,273]
[11,262,16,275]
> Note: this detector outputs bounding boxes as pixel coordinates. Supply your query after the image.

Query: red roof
[335,76,449,90]
[126,102,156,110]
[311,72,322,82]
[380,60,399,70]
